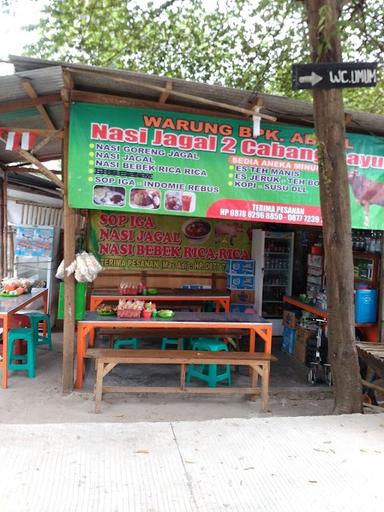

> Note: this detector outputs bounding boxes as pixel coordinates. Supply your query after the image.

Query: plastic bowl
[158,309,175,319]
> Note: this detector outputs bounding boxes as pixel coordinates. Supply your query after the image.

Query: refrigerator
[13,225,61,322]
[251,230,294,336]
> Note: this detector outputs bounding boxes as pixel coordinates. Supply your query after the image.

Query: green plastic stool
[161,337,185,350]
[114,338,139,349]
[187,338,231,387]
[7,328,36,378]
[203,301,216,312]
[23,312,52,350]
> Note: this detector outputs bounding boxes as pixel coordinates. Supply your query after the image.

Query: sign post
[292,62,377,90]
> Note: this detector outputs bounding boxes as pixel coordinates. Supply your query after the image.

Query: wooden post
[62,90,76,393]
[307,0,362,413]
[0,168,4,277]
[379,232,384,344]
[1,171,8,277]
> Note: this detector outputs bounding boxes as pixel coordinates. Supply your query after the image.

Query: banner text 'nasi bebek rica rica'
[68,102,384,230]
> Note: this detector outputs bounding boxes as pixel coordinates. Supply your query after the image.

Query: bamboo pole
[62,88,76,393]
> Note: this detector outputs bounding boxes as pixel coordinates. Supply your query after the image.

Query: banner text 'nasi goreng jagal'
[68,102,384,230]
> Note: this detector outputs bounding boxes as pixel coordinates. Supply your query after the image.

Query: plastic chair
[7,328,35,378]
[22,312,52,350]
[161,337,185,350]
[187,338,231,387]
[113,338,139,349]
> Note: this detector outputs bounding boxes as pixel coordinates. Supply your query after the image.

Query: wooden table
[90,289,231,313]
[0,288,48,388]
[75,311,272,389]
[356,342,384,379]
[356,342,384,404]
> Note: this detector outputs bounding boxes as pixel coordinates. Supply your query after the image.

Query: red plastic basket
[117,308,142,318]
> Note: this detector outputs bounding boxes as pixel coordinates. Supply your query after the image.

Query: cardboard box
[282,326,296,354]
[226,259,255,275]
[294,326,316,364]
[307,265,323,277]
[283,309,299,328]
[227,275,255,290]
[230,290,254,304]
[308,254,322,268]
[307,274,322,286]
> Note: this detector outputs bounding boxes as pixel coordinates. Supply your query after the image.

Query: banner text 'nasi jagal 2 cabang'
[68,102,384,230]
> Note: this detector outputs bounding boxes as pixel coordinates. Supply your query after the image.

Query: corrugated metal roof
[0,63,63,165]
[1,54,383,169]
[7,170,61,196]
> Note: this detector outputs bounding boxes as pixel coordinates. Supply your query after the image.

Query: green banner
[88,211,252,272]
[68,102,384,230]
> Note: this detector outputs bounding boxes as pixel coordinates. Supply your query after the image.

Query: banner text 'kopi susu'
[68,102,384,229]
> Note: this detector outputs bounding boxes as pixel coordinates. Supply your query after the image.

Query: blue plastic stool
[114,338,139,349]
[161,337,185,350]
[187,338,231,387]
[7,328,36,378]
[22,312,52,350]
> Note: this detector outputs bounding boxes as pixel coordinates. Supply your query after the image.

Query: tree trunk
[306,0,362,413]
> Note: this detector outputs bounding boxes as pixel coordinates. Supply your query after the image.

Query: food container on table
[117,308,142,318]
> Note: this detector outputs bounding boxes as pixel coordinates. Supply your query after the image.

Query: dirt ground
[0,333,335,424]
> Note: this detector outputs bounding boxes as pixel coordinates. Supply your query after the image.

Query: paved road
[0,414,383,511]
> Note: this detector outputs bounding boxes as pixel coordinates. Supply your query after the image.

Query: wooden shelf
[282,296,376,329]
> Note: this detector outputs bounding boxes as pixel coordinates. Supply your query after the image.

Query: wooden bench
[85,348,277,413]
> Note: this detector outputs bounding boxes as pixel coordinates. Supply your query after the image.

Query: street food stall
[0,56,383,405]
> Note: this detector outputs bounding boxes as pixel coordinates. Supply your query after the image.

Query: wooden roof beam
[31,133,57,155]
[68,68,277,122]
[20,79,56,130]
[0,134,63,190]
[159,80,172,103]
[5,166,62,174]
[0,127,63,138]
[242,97,264,121]
[344,112,353,125]
[0,94,61,114]
[63,69,74,90]
[248,97,264,110]
[71,89,261,121]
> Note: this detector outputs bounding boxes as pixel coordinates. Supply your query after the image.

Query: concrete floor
[0,333,334,424]
[0,414,383,511]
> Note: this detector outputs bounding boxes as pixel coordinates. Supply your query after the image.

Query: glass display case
[252,230,294,336]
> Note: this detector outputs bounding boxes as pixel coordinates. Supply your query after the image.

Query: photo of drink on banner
[68,102,384,230]
[165,191,195,212]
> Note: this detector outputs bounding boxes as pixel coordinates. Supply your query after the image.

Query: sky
[0,0,43,74]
